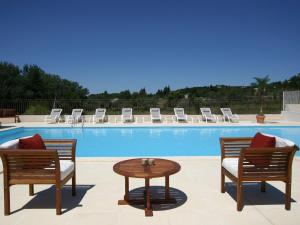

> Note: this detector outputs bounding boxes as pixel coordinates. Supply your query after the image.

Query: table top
[113,158,181,179]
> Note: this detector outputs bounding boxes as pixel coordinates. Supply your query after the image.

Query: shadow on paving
[11,185,94,214]
[127,186,187,211]
[225,182,296,206]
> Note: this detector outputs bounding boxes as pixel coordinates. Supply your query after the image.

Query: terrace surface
[0,157,300,225]
[1,115,300,224]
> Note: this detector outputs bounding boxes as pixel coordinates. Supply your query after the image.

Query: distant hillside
[89,74,300,100]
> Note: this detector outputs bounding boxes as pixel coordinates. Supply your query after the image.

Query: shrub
[24,105,49,115]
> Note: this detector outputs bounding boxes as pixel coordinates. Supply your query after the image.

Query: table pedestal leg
[118,177,129,205]
[117,175,176,216]
[165,176,170,200]
[145,178,153,216]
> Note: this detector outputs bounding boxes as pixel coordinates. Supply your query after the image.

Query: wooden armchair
[220,137,298,211]
[0,139,77,215]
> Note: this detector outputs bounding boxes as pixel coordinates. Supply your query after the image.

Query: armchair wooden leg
[72,174,76,196]
[260,181,266,192]
[4,184,10,215]
[237,182,243,211]
[29,184,34,196]
[221,168,225,193]
[56,185,62,215]
[285,182,291,210]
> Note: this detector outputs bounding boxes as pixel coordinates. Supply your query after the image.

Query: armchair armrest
[0,149,60,183]
[238,146,298,181]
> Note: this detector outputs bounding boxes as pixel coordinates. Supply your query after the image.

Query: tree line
[0,62,89,100]
[1,61,300,101]
[0,61,300,114]
[90,75,300,101]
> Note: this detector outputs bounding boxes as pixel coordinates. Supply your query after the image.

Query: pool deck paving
[1,113,300,128]
[1,117,300,224]
[0,156,300,225]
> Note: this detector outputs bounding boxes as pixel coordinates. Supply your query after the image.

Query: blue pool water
[0,127,299,157]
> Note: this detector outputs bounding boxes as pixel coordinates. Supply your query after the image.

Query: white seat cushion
[60,161,74,180]
[222,158,239,177]
[261,133,295,147]
[0,139,20,149]
[0,136,33,149]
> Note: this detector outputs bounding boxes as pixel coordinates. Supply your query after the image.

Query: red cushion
[250,132,276,148]
[19,134,46,150]
[248,132,276,167]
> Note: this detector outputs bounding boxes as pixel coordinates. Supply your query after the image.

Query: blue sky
[1,0,300,94]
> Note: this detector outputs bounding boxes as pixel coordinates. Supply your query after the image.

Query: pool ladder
[81,115,85,128]
[70,115,85,128]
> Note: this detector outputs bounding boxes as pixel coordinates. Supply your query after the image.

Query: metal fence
[283,90,300,110]
[0,97,282,115]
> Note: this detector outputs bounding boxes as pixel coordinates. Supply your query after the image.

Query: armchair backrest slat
[44,139,77,161]
[0,150,59,182]
[220,138,252,158]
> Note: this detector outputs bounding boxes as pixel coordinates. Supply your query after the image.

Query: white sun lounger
[44,108,62,123]
[121,108,133,122]
[200,108,218,123]
[65,109,83,124]
[174,108,188,122]
[91,108,106,123]
[150,108,162,122]
[221,108,239,122]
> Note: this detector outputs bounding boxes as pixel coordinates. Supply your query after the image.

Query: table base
[118,176,174,217]
[118,198,177,216]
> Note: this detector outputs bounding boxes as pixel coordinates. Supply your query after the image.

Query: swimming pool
[0,127,299,157]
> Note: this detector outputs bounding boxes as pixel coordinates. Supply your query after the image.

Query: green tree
[22,65,46,98]
[0,62,24,99]
[139,88,147,97]
[252,75,271,114]
[287,73,300,89]
[0,61,89,100]
[119,90,131,99]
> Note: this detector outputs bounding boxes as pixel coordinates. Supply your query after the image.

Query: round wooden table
[113,158,181,216]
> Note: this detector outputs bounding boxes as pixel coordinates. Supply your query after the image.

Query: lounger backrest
[122,108,132,117]
[221,108,233,117]
[174,108,185,116]
[71,109,83,118]
[150,108,160,117]
[95,108,106,117]
[200,108,212,117]
[50,109,62,117]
